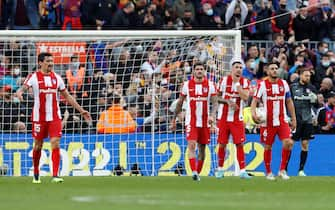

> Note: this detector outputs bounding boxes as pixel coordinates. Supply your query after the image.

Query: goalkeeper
[16,53,92,184]
[288,68,317,176]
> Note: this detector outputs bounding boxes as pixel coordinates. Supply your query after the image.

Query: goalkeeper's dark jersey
[290,82,317,124]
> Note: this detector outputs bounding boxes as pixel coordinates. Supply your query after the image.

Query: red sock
[33,149,41,175]
[280,148,291,171]
[236,145,245,170]
[264,149,272,174]
[189,158,197,172]
[197,160,204,174]
[52,148,60,177]
[217,146,225,168]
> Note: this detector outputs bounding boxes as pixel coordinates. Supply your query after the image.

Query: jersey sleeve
[23,73,34,87]
[254,81,265,99]
[180,81,188,96]
[283,80,291,99]
[209,81,217,96]
[57,74,66,91]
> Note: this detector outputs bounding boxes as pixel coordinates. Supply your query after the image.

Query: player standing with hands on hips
[251,62,296,180]
[215,57,251,179]
[16,52,92,184]
[171,62,218,181]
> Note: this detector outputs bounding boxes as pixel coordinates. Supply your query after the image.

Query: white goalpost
[0,30,241,177]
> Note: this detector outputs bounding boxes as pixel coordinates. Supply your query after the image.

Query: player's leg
[260,127,275,180]
[188,140,199,181]
[278,123,293,180]
[298,124,312,176]
[32,138,44,184]
[216,122,229,178]
[197,143,206,174]
[286,122,303,171]
[231,122,251,179]
[32,122,47,184]
[49,120,63,183]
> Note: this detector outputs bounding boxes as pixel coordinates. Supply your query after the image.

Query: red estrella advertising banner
[36,42,87,64]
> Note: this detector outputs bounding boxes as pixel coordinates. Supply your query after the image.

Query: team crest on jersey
[203,87,208,93]
[52,79,56,85]
[279,86,284,92]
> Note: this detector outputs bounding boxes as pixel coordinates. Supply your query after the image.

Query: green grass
[1,176,335,210]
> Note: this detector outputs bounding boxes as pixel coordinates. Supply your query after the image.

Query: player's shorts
[32,120,62,140]
[185,125,210,144]
[260,122,291,145]
[217,120,246,145]
[292,123,313,141]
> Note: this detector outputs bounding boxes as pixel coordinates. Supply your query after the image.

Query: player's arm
[171,95,186,131]
[286,97,297,131]
[16,84,29,101]
[60,89,92,123]
[236,84,249,101]
[250,97,261,124]
[210,94,218,125]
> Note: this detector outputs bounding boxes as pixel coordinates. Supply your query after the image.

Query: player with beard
[251,62,296,180]
[17,52,91,183]
[288,69,317,176]
[171,62,218,181]
[215,57,251,179]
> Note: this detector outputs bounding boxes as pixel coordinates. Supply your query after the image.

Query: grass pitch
[1,176,334,210]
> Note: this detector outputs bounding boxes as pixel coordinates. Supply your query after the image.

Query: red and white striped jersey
[217,75,249,122]
[181,78,217,128]
[254,78,291,127]
[24,71,66,122]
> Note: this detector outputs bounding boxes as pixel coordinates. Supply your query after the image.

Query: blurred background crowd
[0,0,335,135]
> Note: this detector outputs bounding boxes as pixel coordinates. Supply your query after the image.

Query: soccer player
[216,57,251,179]
[16,52,91,184]
[171,62,218,181]
[251,62,296,180]
[289,69,317,176]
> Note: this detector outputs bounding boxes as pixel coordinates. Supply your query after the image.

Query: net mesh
[0,31,240,176]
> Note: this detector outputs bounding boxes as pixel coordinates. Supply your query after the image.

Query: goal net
[0,30,241,177]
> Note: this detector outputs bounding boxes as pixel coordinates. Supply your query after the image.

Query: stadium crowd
[0,0,335,135]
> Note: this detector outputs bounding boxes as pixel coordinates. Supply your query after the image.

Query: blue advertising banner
[0,134,333,176]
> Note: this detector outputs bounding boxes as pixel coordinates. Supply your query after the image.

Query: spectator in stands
[271,0,294,40]
[317,91,335,133]
[315,54,333,89]
[110,49,132,92]
[6,0,40,29]
[225,0,248,29]
[313,41,329,67]
[198,2,218,29]
[39,0,63,30]
[269,33,288,59]
[97,93,136,133]
[172,0,195,21]
[0,64,22,91]
[311,0,335,41]
[65,54,87,99]
[0,85,23,132]
[178,9,198,30]
[254,0,273,40]
[293,5,314,42]
[140,50,166,80]
[62,0,82,30]
[80,0,118,30]
[111,1,135,29]
[319,77,335,99]
[140,2,162,29]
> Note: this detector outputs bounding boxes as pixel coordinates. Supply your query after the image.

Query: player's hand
[252,112,262,124]
[81,110,92,124]
[227,100,239,110]
[290,117,297,132]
